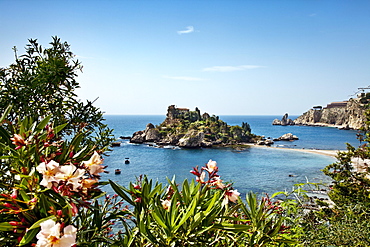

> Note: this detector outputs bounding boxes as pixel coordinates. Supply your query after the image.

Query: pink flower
[134,197,142,203]
[133,184,141,190]
[225,189,240,203]
[190,170,199,176]
[35,219,76,247]
[82,151,105,176]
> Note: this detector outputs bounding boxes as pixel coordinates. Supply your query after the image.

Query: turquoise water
[102,115,359,196]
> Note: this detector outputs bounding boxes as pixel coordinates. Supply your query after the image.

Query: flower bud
[9,221,19,226]
[134,197,142,203]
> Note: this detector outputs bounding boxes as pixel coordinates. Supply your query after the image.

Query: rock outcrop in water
[272,96,367,130]
[130,105,262,148]
[273,133,299,141]
[272,113,294,126]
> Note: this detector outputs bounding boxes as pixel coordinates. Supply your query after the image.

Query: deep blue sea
[101,115,360,197]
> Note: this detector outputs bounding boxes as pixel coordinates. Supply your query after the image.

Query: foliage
[0,37,114,151]
[108,160,296,246]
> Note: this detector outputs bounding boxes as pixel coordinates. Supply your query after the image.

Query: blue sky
[1,0,370,115]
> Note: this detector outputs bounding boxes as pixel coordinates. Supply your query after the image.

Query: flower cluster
[190,159,240,204]
[36,151,105,198]
[0,121,109,247]
[35,219,77,247]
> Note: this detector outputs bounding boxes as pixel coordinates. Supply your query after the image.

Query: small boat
[111,142,121,147]
[115,169,121,174]
[125,158,130,164]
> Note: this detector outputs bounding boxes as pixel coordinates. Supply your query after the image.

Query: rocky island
[130,105,262,148]
[272,94,368,130]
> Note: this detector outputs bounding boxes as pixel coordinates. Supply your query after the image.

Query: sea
[101,115,360,197]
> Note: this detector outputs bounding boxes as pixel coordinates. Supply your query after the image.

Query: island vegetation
[130,105,261,148]
[0,37,370,246]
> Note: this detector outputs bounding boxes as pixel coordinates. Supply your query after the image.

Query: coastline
[244,143,341,158]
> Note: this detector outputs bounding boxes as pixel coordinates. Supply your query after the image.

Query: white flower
[36,160,60,189]
[54,164,85,191]
[82,151,105,175]
[205,159,217,173]
[161,199,171,211]
[35,219,76,247]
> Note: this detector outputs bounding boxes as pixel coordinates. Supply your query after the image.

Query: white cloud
[177,26,194,35]
[163,75,205,81]
[203,65,264,72]
[75,54,95,59]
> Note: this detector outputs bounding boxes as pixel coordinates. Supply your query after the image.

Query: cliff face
[293,98,365,130]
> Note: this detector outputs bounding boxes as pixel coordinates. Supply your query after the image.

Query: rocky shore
[273,97,366,130]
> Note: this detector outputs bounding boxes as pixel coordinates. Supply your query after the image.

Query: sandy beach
[245,144,341,158]
[250,144,369,173]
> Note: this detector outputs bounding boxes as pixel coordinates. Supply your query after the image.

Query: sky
[1,0,370,116]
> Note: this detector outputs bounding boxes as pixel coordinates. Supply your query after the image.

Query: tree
[0,37,113,150]
[0,37,115,246]
[242,121,251,134]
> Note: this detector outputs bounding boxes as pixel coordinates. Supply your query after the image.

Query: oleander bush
[107,160,297,246]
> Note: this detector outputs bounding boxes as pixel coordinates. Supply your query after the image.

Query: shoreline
[244,143,341,158]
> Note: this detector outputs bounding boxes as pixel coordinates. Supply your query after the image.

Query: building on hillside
[324,101,348,109]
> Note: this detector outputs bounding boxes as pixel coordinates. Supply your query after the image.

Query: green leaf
[148,183,163,198]
[19,228,39,246]
[271,191,288,198]
[0,105,12,124]
[35,115,51,133]
[173,193,198,232]
[213,223,251,232]
[92,200,102,229]
[0,222,14,231]
[109,180,134,205]
[152,207,168,231]
[28,216,57,230]
[54,122,68,134]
